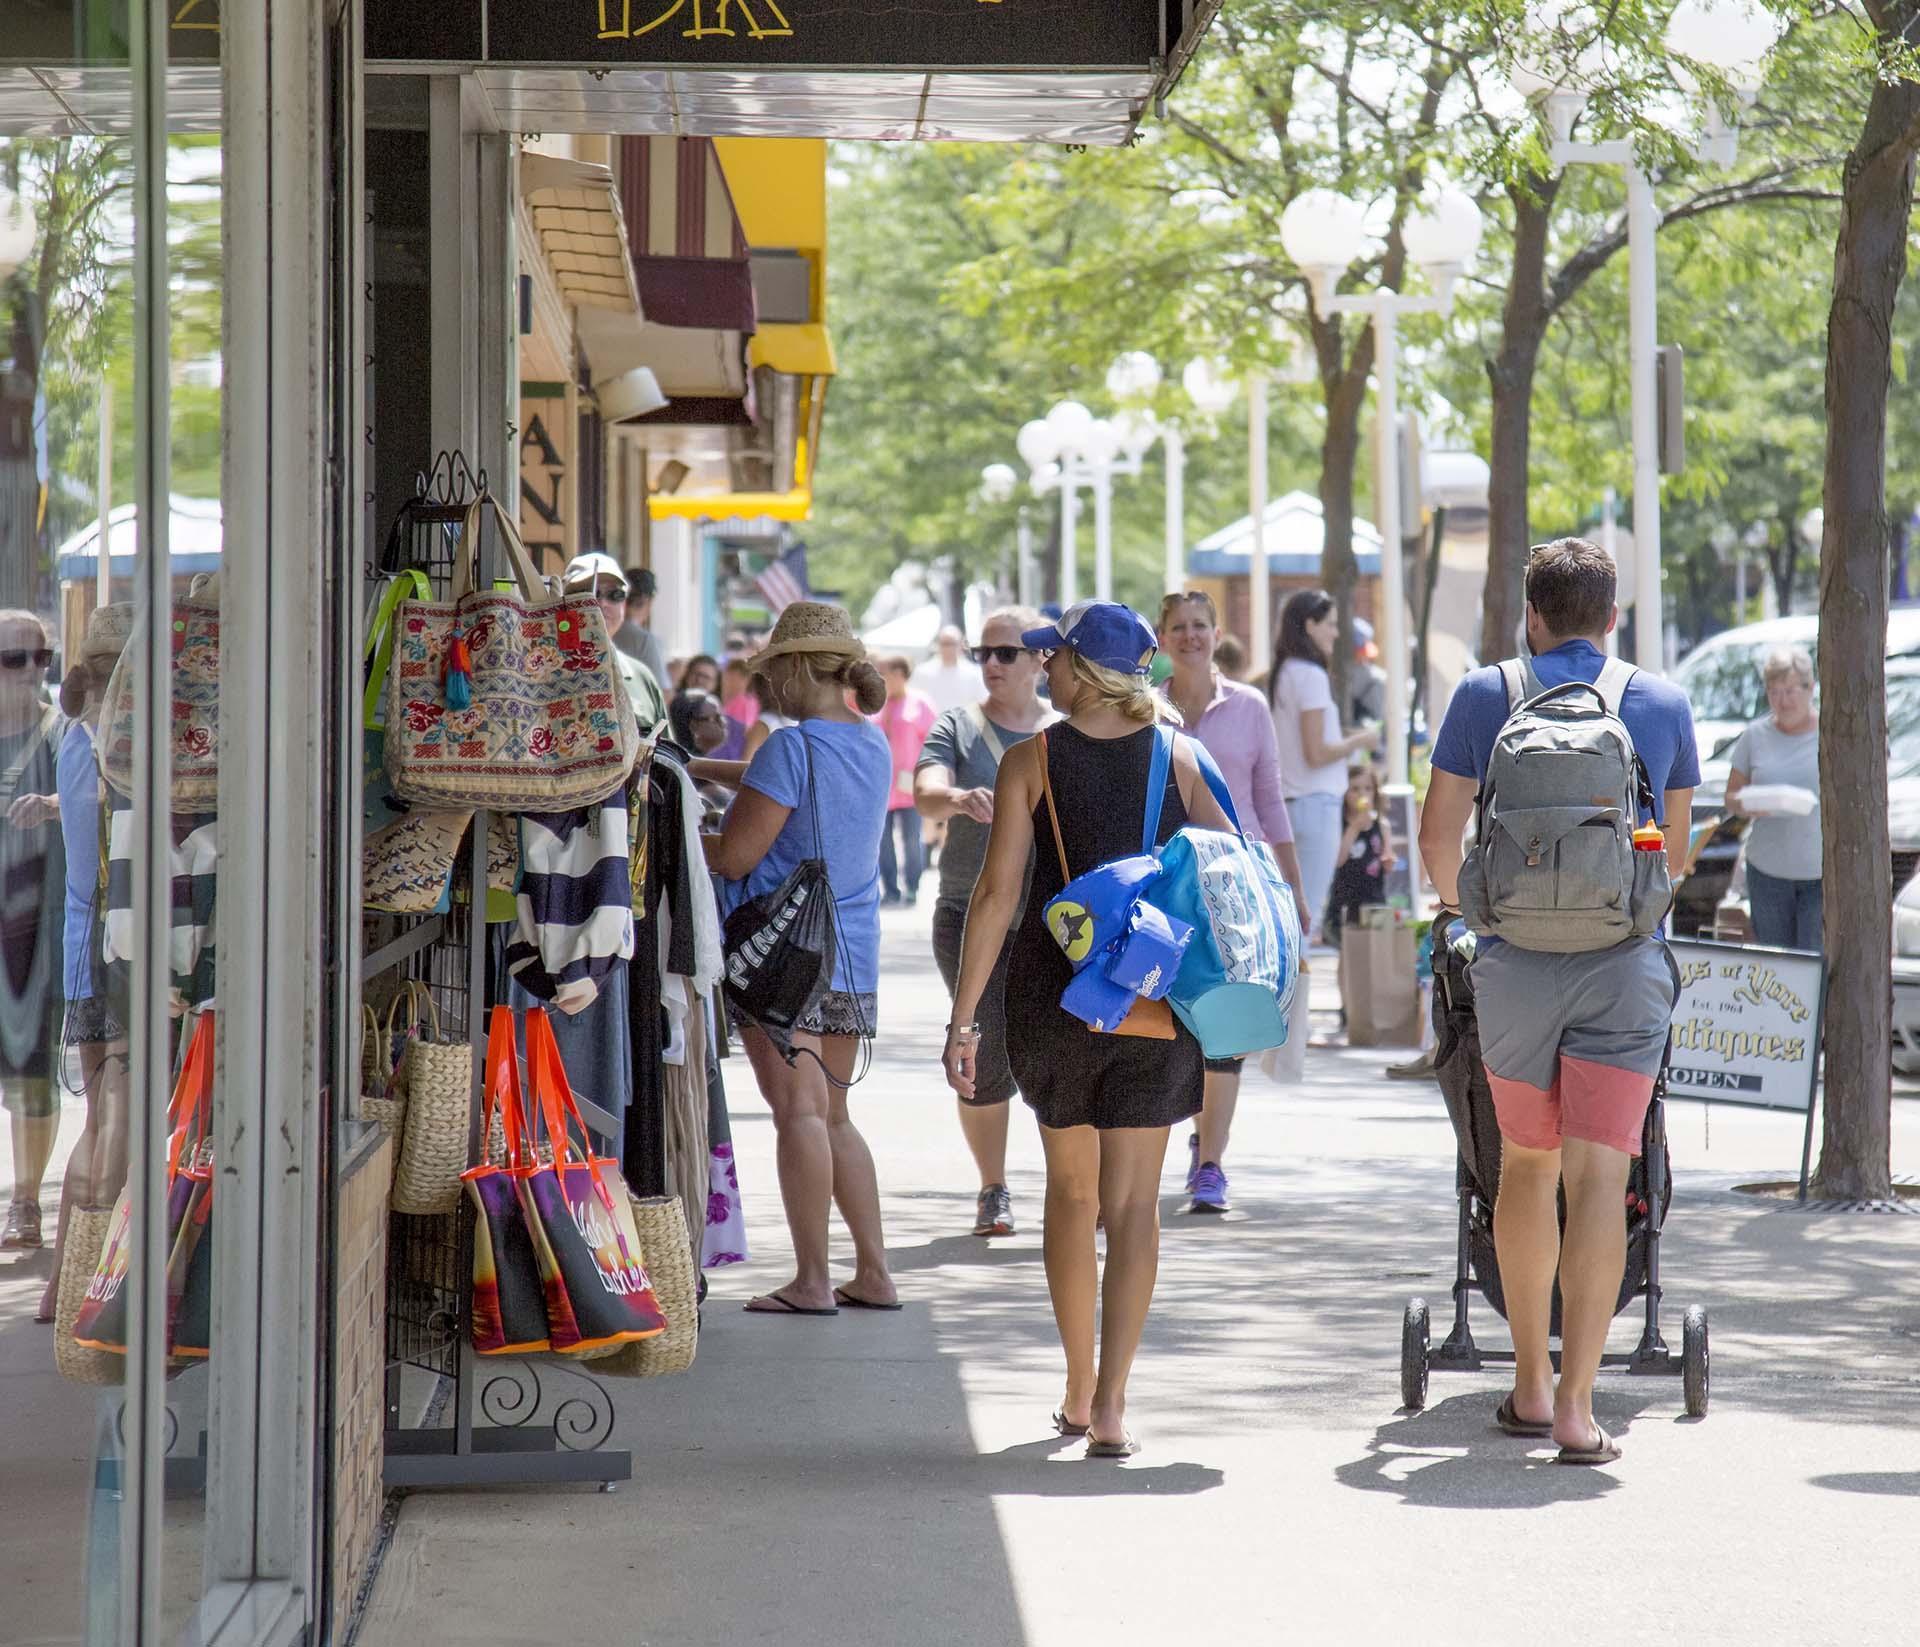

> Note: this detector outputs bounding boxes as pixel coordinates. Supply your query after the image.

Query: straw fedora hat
[746,601,866,671]
[79,602,134,668]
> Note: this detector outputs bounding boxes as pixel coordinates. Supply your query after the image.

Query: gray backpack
[1455,656,1672,953]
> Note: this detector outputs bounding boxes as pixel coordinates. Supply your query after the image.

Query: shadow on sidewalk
[1809,1471,1920,1497]
[1332,1389,1664,1509]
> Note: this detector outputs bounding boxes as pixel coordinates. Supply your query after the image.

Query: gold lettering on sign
[173,0,219,32]
[595,0,793,41]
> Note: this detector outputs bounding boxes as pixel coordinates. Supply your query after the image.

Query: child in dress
[1324,762,1396,944]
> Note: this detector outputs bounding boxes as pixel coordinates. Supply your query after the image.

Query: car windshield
[1675,639,1816,724]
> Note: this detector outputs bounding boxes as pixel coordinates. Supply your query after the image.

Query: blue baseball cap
[1021,600,1159,677]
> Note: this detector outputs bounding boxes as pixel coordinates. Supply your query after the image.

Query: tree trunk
[1814,61,1920,1201]
[1480,181,1556,664]
[1768,528,1797,617]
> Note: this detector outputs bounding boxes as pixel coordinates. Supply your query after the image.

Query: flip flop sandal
[1085,1433,1141,1459]
[832,1287,903,1312]
[744,1291,839,1317]
[1553,1426,1622,1466]
[1053,1410,1090,1437]
[1493,1396,1555,1438]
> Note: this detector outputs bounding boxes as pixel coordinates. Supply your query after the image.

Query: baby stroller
[1398,925,1709,1417]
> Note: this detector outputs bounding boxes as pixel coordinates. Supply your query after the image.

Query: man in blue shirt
[1419,538,1698,1467]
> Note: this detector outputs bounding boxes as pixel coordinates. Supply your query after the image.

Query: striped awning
[618,136,757,334]
[520,153,642,314]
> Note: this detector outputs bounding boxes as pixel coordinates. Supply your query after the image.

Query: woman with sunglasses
[1269,590,1381,941]
[913,608,1053,1240]
[0,611,67,1258]
[1159,591,1310,1215]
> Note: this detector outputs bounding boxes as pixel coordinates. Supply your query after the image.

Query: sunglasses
[594,585,628,602]
[0,648,51,672]
[971,645,1034,666]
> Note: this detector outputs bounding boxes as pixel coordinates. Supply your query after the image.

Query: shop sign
[1665,936,1826,1197]
[368,0,1163,69]
[519,386,571,574]
[2,0,222,64]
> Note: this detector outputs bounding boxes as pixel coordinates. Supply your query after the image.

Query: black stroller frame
[1399,936,1710,1417]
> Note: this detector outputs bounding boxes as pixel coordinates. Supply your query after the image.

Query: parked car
[1669,611,1920,932]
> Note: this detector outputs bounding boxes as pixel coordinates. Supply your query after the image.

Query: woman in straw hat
[705,601,900,1315]
[24,604,133,1320]
[942,600,1232,1456]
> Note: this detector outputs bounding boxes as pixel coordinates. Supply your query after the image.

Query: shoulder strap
[1593,655,1637,716]
[0,704,62,811]
[1496,658,1529,715]
[968,702,1007,765]
[1035,730,1071,882]
[1143,725,1173,854]
[1185,734,1243,833]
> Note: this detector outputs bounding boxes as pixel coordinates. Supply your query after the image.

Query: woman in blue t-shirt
[706,602,898,1316]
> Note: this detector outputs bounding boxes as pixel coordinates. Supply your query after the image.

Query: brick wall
[332,1130,394,1636]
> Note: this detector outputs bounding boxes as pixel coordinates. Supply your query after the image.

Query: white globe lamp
[1016,418,1060,471]
[1280,189,1369,303]
[1403,188,1484,301]
[980,462,1017,505]
[1114,408,1159,462]
[1045,399,1096,455]
[1082,418,1122,468]
[1666,0,1779,92]
[1180,356,1237,418]
[1106,350,1162,402]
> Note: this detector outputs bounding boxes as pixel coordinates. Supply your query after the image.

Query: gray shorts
[932,901,1018,1107]
[1471,938,1679,1157]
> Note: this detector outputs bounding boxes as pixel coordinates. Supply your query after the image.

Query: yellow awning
[712,138,827,263]
[649,488,813,524]
[749,323,836,378]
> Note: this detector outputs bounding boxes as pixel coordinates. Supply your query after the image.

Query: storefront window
[0,16,237,1641]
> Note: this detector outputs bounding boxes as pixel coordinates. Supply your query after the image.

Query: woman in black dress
[942,601,1229,1456]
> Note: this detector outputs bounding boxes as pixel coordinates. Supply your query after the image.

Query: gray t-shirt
[918,704,1044,912]
[1726,716,1821,880]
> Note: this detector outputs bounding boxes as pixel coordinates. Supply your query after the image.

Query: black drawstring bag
[721,730,871,1085]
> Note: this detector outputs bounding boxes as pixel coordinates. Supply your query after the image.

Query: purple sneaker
[1185,1133,1200,1194]
[1189,1163,1230,1215]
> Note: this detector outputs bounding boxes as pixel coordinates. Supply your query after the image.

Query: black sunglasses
[0,648,52,671]
[971,645,1033,666]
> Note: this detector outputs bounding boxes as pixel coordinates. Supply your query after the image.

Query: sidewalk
[357,904,1920,1647]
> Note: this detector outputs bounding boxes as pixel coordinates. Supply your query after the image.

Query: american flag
[754,544,810,615]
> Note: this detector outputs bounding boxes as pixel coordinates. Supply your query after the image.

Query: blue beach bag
[1150,730,1303,1058]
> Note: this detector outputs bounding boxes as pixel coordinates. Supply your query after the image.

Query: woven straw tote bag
[597,1194,698,1377]
[359,1003,407,1142]
[54,1205,122,1385]
[388,983,474,1215]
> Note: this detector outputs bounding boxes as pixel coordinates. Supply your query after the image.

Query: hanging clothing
[701,990,747,1268]
[502,794,634,1013]
[103,792,217,1012]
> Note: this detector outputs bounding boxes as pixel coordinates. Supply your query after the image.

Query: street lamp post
[979,460,1020,603]
[1282,187,1484,785]
[1518,0,1778,673]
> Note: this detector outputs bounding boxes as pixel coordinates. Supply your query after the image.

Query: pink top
[1187,673,1295,846]
[874,690,939,812]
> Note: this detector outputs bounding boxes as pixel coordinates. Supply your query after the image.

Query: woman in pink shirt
[874,655,939,904]
[1159,592,1309,1214]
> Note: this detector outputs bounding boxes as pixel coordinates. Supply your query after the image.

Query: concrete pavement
[357,903,1920,1647]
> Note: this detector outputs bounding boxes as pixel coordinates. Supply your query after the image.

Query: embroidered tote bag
[100,585,222,808]
[385,494,636,810]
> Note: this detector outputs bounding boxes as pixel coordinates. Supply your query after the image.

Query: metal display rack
[366,455,630,1491]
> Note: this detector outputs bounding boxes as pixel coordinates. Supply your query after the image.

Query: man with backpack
[1418,538,1699,1465]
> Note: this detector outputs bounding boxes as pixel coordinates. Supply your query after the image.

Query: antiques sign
[1665,938,1825,1114]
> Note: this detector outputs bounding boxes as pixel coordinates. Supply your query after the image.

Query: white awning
[519,153,641,315]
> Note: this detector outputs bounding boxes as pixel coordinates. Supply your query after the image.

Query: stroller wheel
[1401,1298,1431,1411]
[1682,1305,1710,1418]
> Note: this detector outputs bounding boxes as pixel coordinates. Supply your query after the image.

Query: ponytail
[840,658,888,716]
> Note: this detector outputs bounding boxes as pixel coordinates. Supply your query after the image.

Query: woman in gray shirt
[1725,645,1820,950]
[915,607,1052,1241]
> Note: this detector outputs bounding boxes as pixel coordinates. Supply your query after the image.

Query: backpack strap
[1184,734,1244,834]
[1144,725,1173,854]
[1496,658,1530,716]
[1592,655,1637,716]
